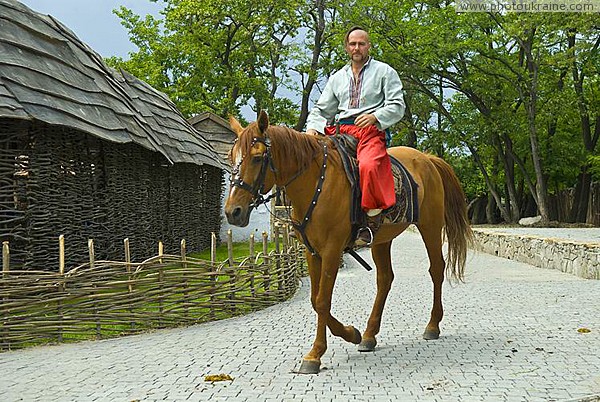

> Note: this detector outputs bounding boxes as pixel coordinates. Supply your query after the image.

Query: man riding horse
[225,26,471,375]
[305,26,405,246]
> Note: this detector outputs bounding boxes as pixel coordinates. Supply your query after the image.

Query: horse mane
[265,125,325,173]
[237,122,341,177]
[266,126,323,171]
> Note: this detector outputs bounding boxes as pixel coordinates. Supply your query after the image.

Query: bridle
[230,136,277,209]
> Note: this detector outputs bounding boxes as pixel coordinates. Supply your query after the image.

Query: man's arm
[305,77,340,134]
[372,67,405,130]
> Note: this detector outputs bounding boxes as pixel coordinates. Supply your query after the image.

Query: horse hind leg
[359,241,394,352]
[418,225,445,340]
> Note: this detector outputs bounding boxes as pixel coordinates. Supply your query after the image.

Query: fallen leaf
[577,328,591,333]
[204,373,234,383]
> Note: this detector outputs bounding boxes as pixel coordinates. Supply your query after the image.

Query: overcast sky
[18,0,164,59]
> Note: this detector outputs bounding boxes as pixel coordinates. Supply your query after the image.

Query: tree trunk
[404,97,418,148]
[295,0,325,131]
[569,168,592,223]
[485,193,499,224]
[466,143,513,223]
[521,29,550,223]
[493,131,520,222]
[567,29,599,223]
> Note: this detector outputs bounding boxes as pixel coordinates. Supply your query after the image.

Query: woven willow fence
[0,227,306,351]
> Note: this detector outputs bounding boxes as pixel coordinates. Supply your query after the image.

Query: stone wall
[472,229,600,280]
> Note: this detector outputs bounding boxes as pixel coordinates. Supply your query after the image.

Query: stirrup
[355,226,374,247]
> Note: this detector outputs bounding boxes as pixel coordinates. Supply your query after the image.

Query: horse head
[224,110,276,227]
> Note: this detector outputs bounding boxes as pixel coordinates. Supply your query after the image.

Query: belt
[335,118,392,147]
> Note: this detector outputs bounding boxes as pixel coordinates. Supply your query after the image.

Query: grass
[190,241,276,262]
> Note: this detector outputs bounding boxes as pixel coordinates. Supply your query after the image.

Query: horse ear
[257,110,269,134]
[228,115,244,137]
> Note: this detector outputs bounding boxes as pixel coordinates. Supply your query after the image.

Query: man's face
[345,30,370,64]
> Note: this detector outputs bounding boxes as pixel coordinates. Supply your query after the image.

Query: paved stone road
[1,231,599,402]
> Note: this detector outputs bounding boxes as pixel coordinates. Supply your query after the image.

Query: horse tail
[429,155,473,282]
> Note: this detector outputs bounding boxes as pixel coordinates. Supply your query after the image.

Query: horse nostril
[232,206,242,219]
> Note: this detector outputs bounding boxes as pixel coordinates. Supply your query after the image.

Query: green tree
[107,0,305,124]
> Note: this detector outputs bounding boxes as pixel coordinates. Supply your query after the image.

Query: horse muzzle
[224,203,253,227]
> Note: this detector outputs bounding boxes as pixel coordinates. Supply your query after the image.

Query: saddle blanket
[386,156,419,224]
[329,134,420,225]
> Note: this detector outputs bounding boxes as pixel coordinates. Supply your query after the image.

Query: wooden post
[262,231,270,292]
[158,241,164,327]
[282,224,289,250]
[88,239,95,269]
[281,225,290,295]
[58,235,65,342]
[124,238,134,330]
[2,241,9,276]
[180,239,187,264]
[209,233,217,320]
[158,241,164,263]
[211,232,217,267]
[88,239,100,337]
[249,233,255,299]
[225,230,236,314]
[124,238,132,293]
[274,226,280,254]
[58,235,65,275]
[227,229,234,267]
[274,226,283,299]
[262,231,268,257]
[181,239,189,321]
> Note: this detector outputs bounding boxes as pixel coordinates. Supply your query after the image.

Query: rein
[232,133,329,256]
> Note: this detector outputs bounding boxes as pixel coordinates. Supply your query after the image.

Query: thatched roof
[189,112,237,162]
[0,0,226,169]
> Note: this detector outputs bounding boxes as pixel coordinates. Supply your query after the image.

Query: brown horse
[225,111,472,374]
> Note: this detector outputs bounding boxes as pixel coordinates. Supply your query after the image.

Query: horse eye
[252,155,263,164]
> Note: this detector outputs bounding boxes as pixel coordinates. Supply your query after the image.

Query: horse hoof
[358,338,377,352]
[423,329,440,340]
[351,327,362,345]
[297,359,321,374]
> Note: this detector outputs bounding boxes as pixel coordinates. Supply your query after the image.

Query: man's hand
[354,114,378,128]
[306,129,321,136]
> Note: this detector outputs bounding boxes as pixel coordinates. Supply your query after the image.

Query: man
[305,26,405,246]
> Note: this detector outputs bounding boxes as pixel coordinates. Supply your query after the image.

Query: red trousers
[325,124,396,211]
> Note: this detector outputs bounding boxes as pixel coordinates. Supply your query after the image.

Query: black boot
[355,213,383,247]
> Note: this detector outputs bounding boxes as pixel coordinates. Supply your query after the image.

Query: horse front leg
[359,241,394,352]
[299,250,361,374]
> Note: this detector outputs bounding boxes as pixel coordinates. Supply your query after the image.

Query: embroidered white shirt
[306,57,405,133]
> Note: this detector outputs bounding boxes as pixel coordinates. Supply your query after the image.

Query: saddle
[328,135,420,247]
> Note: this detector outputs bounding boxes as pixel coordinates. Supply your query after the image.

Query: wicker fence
[0,227,306,351]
